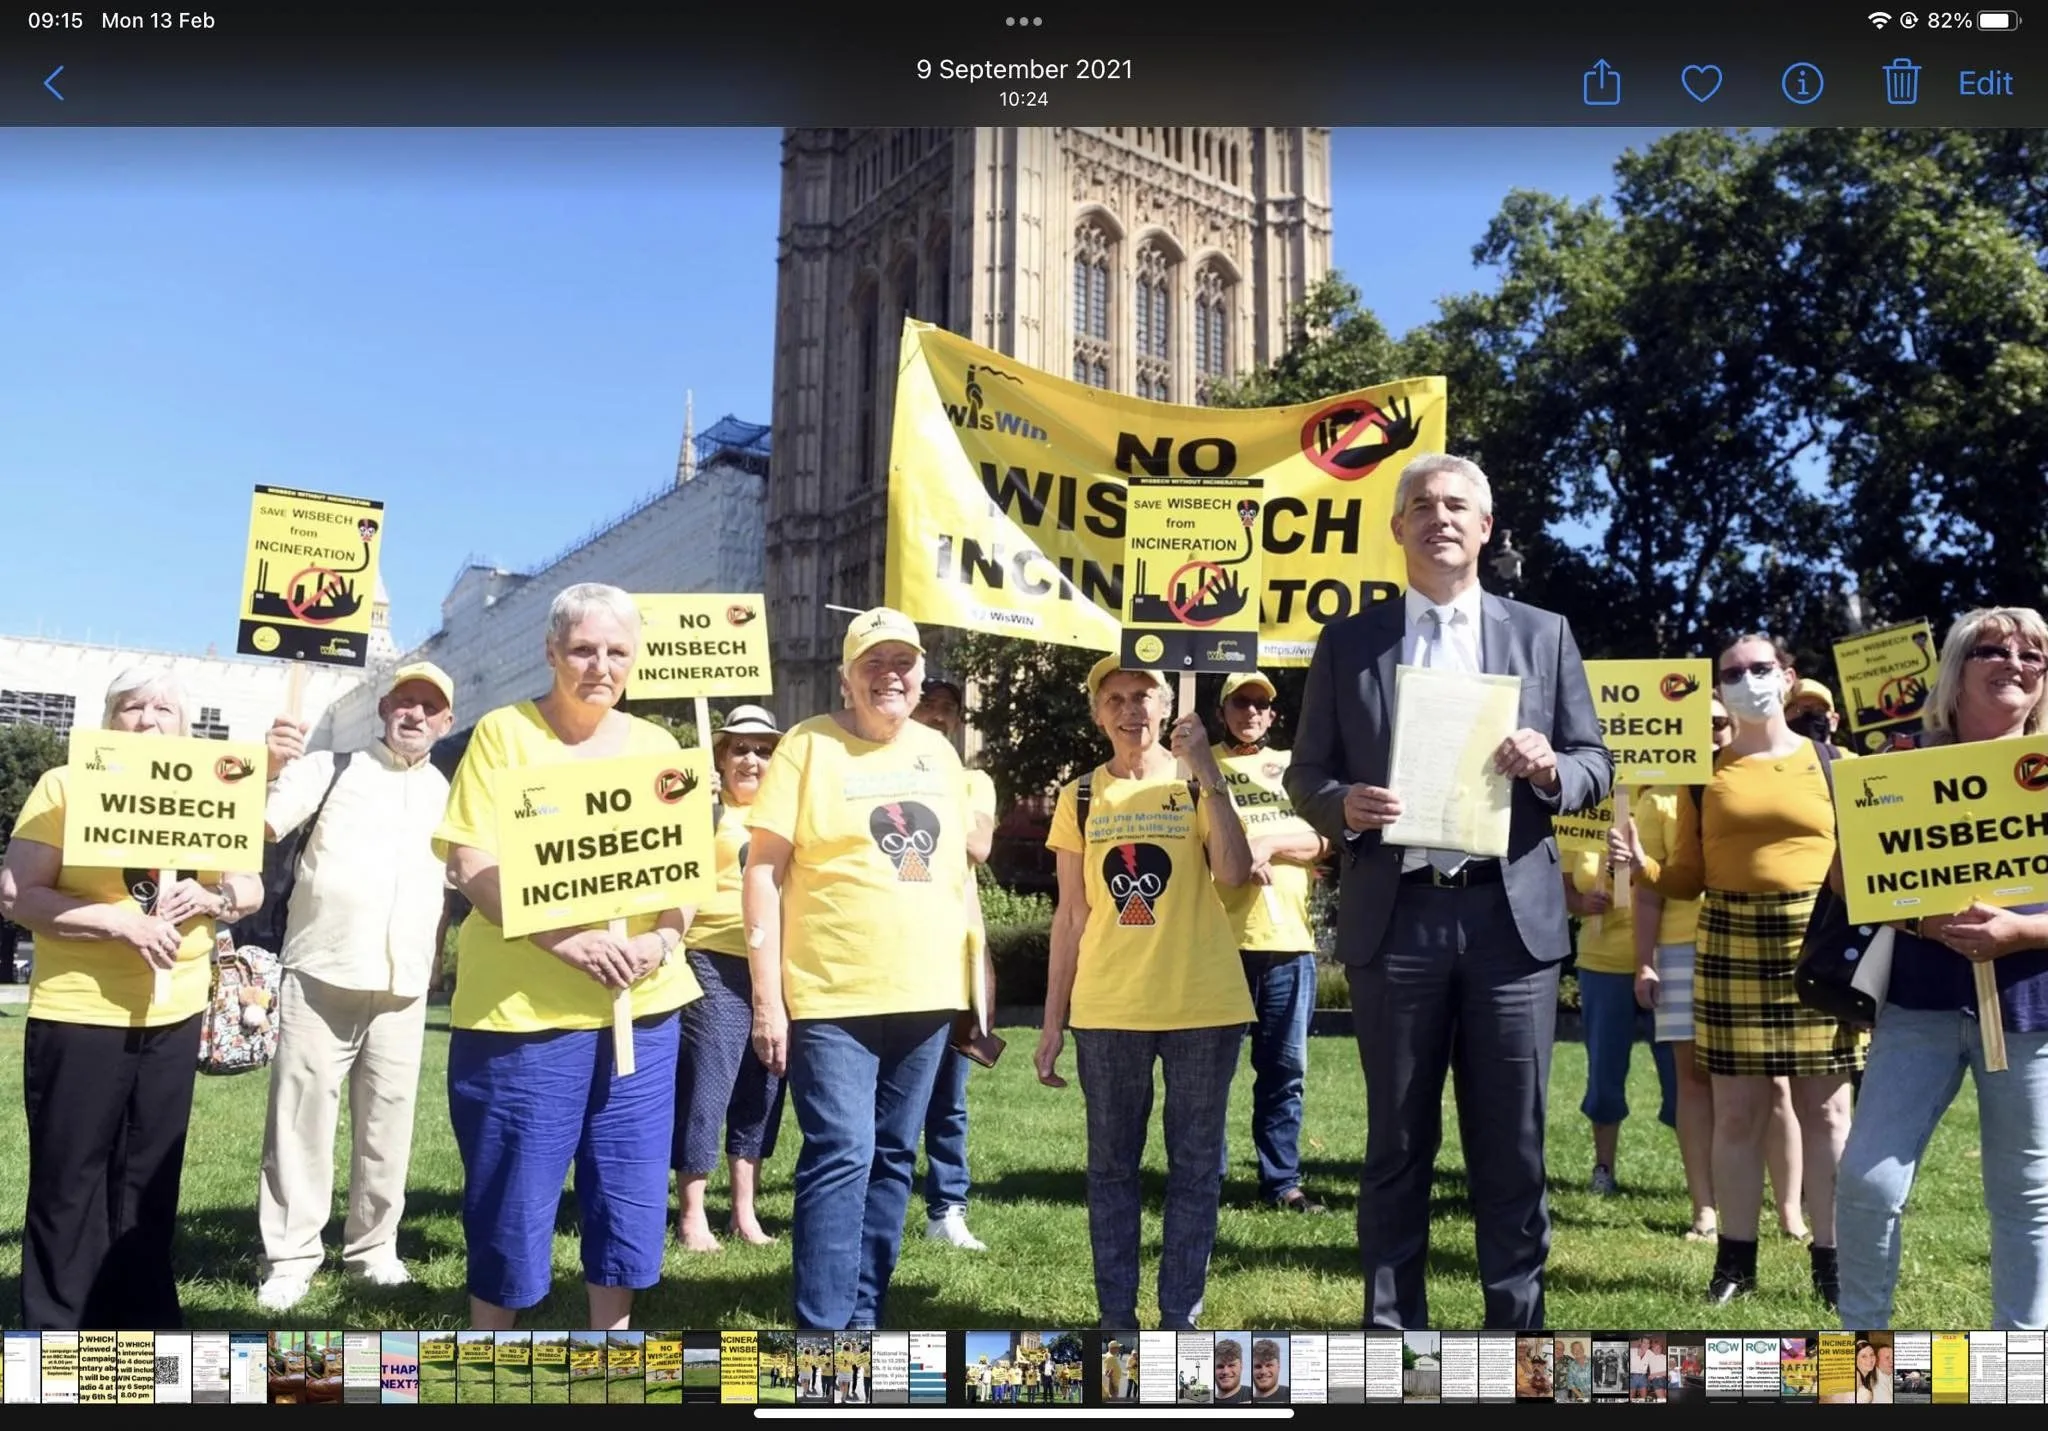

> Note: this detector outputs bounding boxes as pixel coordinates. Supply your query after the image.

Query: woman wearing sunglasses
[1611,634,1863,1308]
[1835,608,2048,1331]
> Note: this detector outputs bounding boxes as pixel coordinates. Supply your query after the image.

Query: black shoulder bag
[1791,738,1891,1027]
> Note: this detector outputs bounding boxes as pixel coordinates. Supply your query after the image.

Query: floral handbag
[196,933,281,1075]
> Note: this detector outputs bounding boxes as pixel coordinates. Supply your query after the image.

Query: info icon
[1781,61,1825,104]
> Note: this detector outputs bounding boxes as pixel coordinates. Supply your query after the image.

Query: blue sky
[0,127,1668,656]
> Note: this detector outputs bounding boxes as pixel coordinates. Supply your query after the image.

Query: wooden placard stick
[284,660,309,723]
[611,916,636,1077]
[693,696,713,752]
[1610,787,1633,912]
[1976,962,2008,1072]
[1176,674,1196,780]
[154,868,178,1007]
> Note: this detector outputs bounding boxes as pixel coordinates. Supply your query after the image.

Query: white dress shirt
[1400,583,1487,872]
[265,741,451,998]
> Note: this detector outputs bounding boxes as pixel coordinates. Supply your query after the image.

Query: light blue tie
[1422,607,1466,878]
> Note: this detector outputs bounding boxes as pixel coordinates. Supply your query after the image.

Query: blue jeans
[1836,1004,2048,1330]
[1578,969,1679,1129]
[1073,1024,1241,1328]
[920,1047,972,1219]
[785,1012,951,1330]
[1221,952,1316,1201]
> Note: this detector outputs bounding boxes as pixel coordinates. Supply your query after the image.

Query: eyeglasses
[1718,661,1778,685]
[1966,644,2047,672]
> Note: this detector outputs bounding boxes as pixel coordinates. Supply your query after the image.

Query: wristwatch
[211,880,236,922]
[1200,774,1229,797]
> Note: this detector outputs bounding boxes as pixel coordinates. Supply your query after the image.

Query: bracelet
[212,880,237,923]
[656,928,680,964]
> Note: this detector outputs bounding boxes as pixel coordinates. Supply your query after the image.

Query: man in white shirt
[254,663,456,1310]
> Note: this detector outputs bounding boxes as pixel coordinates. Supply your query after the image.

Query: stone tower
[765,126,1334,722]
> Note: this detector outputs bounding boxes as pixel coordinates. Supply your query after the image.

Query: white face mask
[1720,670,1784,721]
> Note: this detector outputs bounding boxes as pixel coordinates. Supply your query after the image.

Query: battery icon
[1978,10,2020,27]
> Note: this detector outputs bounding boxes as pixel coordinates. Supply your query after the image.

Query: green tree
[0,721,66,861]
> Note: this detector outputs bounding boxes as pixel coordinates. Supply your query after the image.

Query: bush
[1316,958,1350,1010]
[977,866,1053,928]
[988,921,1051,1006]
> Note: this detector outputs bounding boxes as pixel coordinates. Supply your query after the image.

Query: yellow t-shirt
[965,768,997,823]
[1046,766,1255,1031]
[433,702,704,1033]
[1566,846,1636,975]
[10,765,219,1027]
[1211,743,1318,952]
[1634,786,1701,946]
[746,715,971,1020]
[1643,746,1837,901]
[688,805,752,958]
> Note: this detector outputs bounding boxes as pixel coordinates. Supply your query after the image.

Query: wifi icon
[1869,10,1893,26]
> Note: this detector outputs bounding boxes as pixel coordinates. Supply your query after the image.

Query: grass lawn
[0,1001,2002,1330]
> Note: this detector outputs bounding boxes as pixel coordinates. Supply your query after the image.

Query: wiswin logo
[944,364,1047,441]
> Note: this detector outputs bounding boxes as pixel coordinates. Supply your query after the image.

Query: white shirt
[265,741,451,998]
[1399,583,1487,871]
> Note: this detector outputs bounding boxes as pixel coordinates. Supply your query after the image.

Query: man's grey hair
[101,666,191,736]
[546,582,642,651]
[1393,453,1494,518]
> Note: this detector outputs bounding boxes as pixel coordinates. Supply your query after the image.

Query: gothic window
[1194,262,1233,404]
[857,286,879,483]
[894,255,919,326]
[930,231,952,331]
[1134,240,1174,403]
[1072,219,1112,389]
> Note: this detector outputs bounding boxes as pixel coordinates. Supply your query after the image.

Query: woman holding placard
[743,606,986,1331]
[1611,633,1862,1309]
[1835,606,2048,1331]
[1036,656,1253,1332]
[435,582,702,1331]
[0,668,264,1329]
[672,703,787,1252]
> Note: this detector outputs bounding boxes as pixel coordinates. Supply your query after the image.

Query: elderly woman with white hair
[435,582,703,1330]
[744,606,984,1330]
[0,667,266,1328]
[1835,606,2048,1331]
[1036,656,1254,1332]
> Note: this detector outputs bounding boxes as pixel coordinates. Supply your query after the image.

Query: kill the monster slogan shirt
[1211,743,1318,953]
[746,716,971,1021]
[12,765,220,1027]
[432,702,703,1033]
[1047,766,1255,1032]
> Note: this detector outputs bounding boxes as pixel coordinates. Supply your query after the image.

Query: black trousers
[1347,881,1559,1331]
[21,1013,203,1330]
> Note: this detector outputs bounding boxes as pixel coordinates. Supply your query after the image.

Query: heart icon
[1682,64,1724,102]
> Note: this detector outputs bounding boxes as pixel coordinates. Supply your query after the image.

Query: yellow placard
[236,484,384,667]
[420,1336,455,1364]
[608,1346,643,1377]
[1816,1332,1856,1403]
[1834,620,1936,735]
[1216,750,1316,841]
[496,1337,530,1368]
[1585,659,1714,785]
[492,750,717,939]
[59,728,269,873]
[1552,796,1617,853]
[722,1333,759,1405]
[1932,1333,1968,1404]
[628,593,773,700]
[531,1339,567,1367]
[644,1338,682,1382]
[569,1346,604,1376]
[886,319,1445,665]
[1119,477,1264,674]
[459,1338,493,1365]
[1835,733,2048,922]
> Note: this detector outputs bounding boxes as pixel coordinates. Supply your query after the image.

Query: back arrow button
[44,66,65,101]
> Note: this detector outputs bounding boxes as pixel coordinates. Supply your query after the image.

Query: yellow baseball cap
[1219,670,1277,704]
[384,661,454,712]
[841,607,924,667]
[1084,654,1171,703]
[1790,677,1836,712]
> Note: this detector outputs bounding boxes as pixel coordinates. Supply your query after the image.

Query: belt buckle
[1431,865,1462,888]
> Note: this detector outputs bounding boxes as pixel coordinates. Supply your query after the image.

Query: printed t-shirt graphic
[11,766,220,1026]
[746,716,971,1020]
[869,801,941,881]
[430,701,704,1032]
[1211,743,1318,951]
[1047,766,1255,1032]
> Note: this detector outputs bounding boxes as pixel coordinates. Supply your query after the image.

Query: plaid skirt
[1694,888,1868,1077]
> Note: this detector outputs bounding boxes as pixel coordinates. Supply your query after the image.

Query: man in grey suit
[1286,453,1612,1330]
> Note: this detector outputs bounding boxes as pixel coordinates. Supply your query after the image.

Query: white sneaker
[257,1274,311,1312]
[1590,1164,1619,1197]
[925,1208,987,1251]
[352,1260,411,1288]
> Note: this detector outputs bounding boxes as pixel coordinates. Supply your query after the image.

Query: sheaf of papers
[1383,664,1521,858]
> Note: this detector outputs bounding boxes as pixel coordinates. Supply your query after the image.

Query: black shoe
[1810,1245,1841,1311]
[1706,1270,1756,1304]
[1275,1188,1328,1215]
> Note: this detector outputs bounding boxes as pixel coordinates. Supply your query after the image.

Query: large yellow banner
[886,320,1445,664]
[1834,734,2048,922]
[61,729,268,872]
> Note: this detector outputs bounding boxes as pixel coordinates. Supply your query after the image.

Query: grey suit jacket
[1284,591,1613,966]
